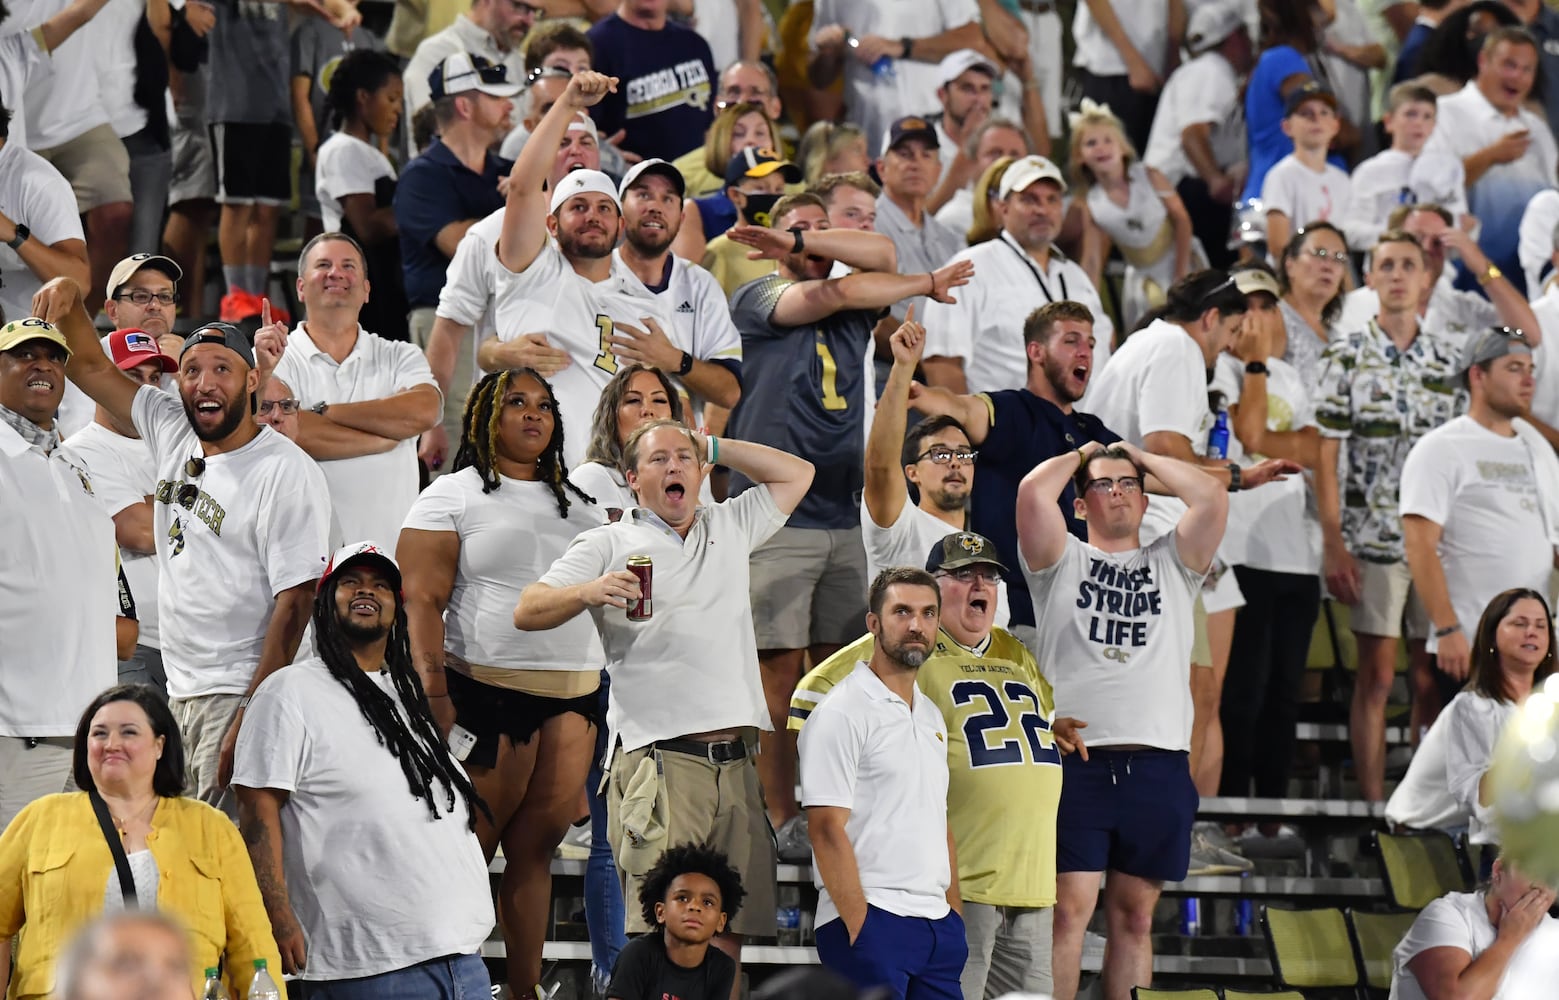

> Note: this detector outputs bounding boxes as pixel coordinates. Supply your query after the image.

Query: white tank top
[1086,162,1172,263]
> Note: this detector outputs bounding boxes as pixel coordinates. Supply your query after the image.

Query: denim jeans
[586,670,625,987]
[299,953,490,999]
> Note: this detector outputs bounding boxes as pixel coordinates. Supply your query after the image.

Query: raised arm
[397,526,461,734]
[34,278,141,427]
[37,0,112,52]
[769,258,974,328]
[1016,442,1099,571]
[1440,227,1541,346]
[863,312,922,528]
[235,786,307,975]
[499,70,618,275]
[712,434,816,515]
[1125,441,1227,572]
[727,224,899,274]
[906,381,991,445]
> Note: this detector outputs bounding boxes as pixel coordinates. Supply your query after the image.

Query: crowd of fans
[8,0,1559,998]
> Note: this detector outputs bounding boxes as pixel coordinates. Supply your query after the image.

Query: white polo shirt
[921,230,1113,395]
[1072,0,1171,76]
[131,386,332,700]
[434,207,503,393]
[273,324,438,548]
[0,419,116,736]
[862,500,1010,626]
[1143,50,1244,187]
[1517,188,1559,295]
[810,0,982,156]
[537,486,789,751]
[493,240,679,469]
[0,135,84,329]
[60,421,161,649]
[799,659,952,928]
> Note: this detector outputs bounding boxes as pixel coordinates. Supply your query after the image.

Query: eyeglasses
[936,566,1003,585]
[716,90,773,111]
[176,455,206,508]
[1301,246,1348,264]
[114,290,177,306]
[259,397,300,415]
[1083,475,1143,495]
[916,446,978,465]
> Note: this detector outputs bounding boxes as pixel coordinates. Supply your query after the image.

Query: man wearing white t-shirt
[46,277,332,814]
[1401,328,1559,680]
[60,328,179,692]
[0,100,88,333]
[257,233,441,546]
[1018,440,1223,1000]
[517,421,815,987]
[922,156,1112,395]
[233,542,494,993]
[493,71,677,469]
[1071,0,1180,154]
[0,316,115,830]
[807,0,985,157]
[801,567,966,998]
[864,310,1010,627]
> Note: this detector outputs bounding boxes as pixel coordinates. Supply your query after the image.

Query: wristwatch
[311,401,329,416]
[1477,263,1502,286]
[1245,361,1269,376]
[675,351,694,376]
[900,36,915,59]
[788,226,805,254]
[6,223,28,251]
[1434,623,1462,638]
[1227,463,1242,493]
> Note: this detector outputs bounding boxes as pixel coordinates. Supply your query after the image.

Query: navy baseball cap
[724,146,802,188]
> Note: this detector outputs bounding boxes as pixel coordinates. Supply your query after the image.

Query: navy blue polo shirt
[393,139,512,308]
[971,389,1120,628]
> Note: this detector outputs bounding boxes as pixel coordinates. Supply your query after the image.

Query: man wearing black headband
[38,275,331,817]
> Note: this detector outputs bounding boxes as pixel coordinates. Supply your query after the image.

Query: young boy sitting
[1341,83,1473,251]
[1261,82,1352,259]
[607,844,746,1000]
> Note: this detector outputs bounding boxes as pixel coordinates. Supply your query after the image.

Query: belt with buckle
[1017,0,1056,13]
[655,737,749,764]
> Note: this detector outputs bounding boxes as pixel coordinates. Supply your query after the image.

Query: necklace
[110,798,157,839]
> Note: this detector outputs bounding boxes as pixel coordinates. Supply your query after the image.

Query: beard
[339,616,391,643]
[181,393,249,442]
[557,226,616,261]
[627,222,675,256]
[1041,354,1084,404]
[882,635,931,669]
[924,484,970,513]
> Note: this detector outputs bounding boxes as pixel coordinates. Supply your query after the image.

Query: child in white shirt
[1341,83,1473,251]
[1261,82,1352,259]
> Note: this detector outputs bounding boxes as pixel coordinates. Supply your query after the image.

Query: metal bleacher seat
[1261,905,1361,993]
[1372,830,1471,911]
[1347,908,1417,995]
[1130,988,1218,1000]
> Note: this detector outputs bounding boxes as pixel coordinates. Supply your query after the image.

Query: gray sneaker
[775,814,812,863]
[1187,822,1255,876]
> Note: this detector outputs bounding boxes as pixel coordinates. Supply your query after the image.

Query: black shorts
[1056,747,1198,882]
[209,122,292,205]
[447,669,601,769]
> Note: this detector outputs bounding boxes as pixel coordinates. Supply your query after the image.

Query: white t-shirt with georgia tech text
[1022,533,1205,751]
[131,386,333,699]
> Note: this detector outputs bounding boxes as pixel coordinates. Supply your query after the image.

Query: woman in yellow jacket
[0,685,280,999]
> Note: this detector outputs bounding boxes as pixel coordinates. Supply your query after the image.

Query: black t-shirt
[607,933,736,1000]
[585,14,715,161]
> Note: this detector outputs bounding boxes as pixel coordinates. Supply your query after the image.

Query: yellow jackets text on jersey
[790,628,1063,907]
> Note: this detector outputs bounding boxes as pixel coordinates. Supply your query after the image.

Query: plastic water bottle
[201,969,231,1000]
[847,36,895,80]
[776,885,802,946]
[1235,897,1255,936]
[1179,897,1202,936]
[1207,409,1230,460]
[247,959,281,1000]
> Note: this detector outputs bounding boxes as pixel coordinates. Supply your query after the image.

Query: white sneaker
[556,820,591,861]
[1188,822,1255,876]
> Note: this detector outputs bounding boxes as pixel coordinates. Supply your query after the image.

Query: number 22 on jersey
[950,679,1062,768]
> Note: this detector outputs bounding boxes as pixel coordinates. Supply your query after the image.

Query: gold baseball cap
[0,317,71,358]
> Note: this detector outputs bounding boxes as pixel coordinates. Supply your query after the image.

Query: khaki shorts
[0,736,74,830]
[606,743,777,938]
[37,123,133,211]
[961,902,1053,999]
[170,692,244,818]
[749,525,869,649]
[1350,558,1430,640]
[1192,594,1212,667]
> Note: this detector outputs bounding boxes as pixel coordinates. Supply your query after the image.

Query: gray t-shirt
[207,0,291,124]
[290,17,386,145]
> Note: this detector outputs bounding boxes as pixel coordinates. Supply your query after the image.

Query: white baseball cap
[618,158,687,199]
[566,111,599,141]
[1186,1,1246,55]
[998,155,1068,198]
[428,51,522,100]
[937,49,998,88]
[549,168,623,214]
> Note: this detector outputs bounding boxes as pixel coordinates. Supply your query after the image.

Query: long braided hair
[451,367,595,516]
[312,583,490,829]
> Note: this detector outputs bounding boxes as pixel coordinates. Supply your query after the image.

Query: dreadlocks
[311,586,490,830]
[451,367,596,517]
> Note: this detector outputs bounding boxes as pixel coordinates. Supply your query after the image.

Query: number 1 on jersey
[593,315,619,374]
[815,340,847,411]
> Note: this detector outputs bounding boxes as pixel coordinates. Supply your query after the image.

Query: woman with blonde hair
[967,156,1018,246]
[673,101,785,198]
[1071,99,1200,329]
[797,120,869,186]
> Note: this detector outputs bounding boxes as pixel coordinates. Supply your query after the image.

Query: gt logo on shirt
[154,479,228,537]
[1075,558,1162,652]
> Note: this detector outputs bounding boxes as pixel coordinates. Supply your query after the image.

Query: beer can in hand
[626,555,653,621]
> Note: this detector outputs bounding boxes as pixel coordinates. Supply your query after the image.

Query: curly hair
[452,368,595,516]
[638,843,746,926]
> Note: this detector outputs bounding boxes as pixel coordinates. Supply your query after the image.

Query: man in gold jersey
[790,532,1087,998]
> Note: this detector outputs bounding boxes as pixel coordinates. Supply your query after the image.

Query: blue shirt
[586,15,716,162]
[727,273,876,530]
[1242,46,1347,201]
[1527,6,1559,136]
[971,389,1120,628]
[1392,22,1432,85]
[694,191,739,240]
[392,140,511,307]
